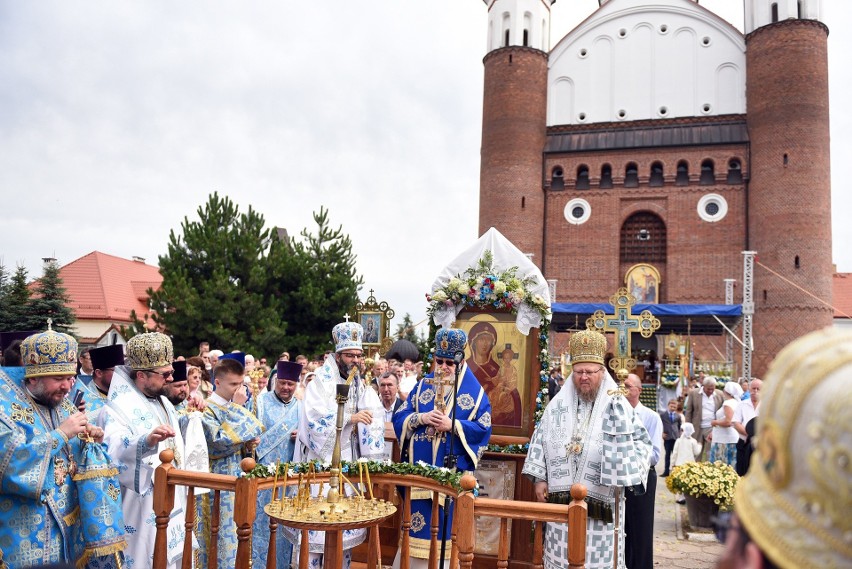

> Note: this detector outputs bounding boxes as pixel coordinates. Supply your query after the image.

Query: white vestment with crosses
[523,372,652,569]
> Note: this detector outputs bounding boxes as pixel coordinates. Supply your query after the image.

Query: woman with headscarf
[708,381,743,467]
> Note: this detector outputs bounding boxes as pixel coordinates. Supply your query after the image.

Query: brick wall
[746,20,833,375]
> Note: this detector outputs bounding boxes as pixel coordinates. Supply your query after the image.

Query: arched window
[576,165,590,190]
[625,163,639,188]
[771,3,779,23]
[551,166,564,190]
[504,29,510,46]
[523,29,529,47]
[727,158,743,184]
[600,164,613,189]
[650,162,664,187]
[676,161,689,186]
[700,159,715,185]
[620,211,667,263]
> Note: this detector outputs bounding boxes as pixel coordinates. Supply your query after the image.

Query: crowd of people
[0,321,482,569]
[0,320,848,569]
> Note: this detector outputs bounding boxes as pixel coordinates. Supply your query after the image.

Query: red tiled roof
[59,251,162,323]
[833,273,852,319]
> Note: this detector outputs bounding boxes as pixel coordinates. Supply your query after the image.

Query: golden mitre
[569,330,607,365]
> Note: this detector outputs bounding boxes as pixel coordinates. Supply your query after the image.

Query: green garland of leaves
[424,251,552,455]
[244,460,466,492]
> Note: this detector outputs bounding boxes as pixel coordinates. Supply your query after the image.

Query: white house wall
[548,0,745,125]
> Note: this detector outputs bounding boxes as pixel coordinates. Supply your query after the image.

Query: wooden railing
[152,450,588,569]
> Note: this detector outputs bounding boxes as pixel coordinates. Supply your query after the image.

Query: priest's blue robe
[0,367,124,569]
[197,395,264,569]
[251,391,301,568]
[393,363,492,559]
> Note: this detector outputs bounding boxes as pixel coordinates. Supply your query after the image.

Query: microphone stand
[439,352,464,569]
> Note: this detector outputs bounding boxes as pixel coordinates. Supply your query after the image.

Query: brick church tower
[479,0,554,262]
[477,0,833,377]
[745,0,833,373]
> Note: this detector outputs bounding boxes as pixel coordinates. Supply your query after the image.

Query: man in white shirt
[624,373,663,569]
[733,377,761,475]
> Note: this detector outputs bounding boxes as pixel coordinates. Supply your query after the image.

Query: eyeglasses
[434,358,456,366]
[147,369,174,380]
[573,367,603,377]
[339,352,363,360]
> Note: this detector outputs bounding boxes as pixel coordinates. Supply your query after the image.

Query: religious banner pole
[587,288,660,569]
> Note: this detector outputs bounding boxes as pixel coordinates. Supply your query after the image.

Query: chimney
[42,257,57,267]
[132,256,145,263]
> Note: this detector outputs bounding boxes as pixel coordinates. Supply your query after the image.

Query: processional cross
[587,288,660,387]
[425,367,454,442]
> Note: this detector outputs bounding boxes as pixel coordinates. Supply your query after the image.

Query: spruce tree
[4,266,36,331]
[28,260,76,334]
[0,263,9,331]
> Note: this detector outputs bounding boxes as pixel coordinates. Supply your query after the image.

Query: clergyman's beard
[577,384,598,403]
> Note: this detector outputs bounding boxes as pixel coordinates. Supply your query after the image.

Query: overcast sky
[1,1,849,336]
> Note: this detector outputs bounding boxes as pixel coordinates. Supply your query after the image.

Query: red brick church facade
[477,0,832,376]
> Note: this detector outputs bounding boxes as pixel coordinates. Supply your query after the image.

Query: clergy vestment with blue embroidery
[392,363,492,559]
[197,393,264,569]
[99,366,191,569]
[0,367,123,569]
[251,390,301,568]
[288,354,385,554]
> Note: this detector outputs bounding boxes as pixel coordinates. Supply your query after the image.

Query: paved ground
[654,466,725,568]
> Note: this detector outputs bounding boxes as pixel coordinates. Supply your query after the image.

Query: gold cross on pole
[424,367,455,441]
[587,288,660,379]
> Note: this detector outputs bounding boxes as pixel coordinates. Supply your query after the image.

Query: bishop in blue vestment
[393,328,492,563]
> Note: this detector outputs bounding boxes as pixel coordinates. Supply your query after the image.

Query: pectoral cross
[587,287,660,375]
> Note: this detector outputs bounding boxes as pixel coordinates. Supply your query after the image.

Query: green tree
[150,194,363,359]
[3,266,37,331]
[394,313,430,360]
[0,262,10,331]
[272,207,364,357]
[28,261,75,334]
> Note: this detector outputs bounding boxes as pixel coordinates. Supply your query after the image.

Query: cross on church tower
[587,287,660,377]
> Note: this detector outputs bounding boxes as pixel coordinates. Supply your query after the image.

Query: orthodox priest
[70,343,124,419]
[100,332,193,569]
[252,360,303,569]
[0,327,124,568]
[393,327,492,566]
[523,330,652,569]
[289,320,385,567]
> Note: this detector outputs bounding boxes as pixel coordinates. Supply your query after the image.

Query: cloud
[1,0,849,336]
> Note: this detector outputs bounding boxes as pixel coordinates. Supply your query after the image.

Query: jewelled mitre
[569,330,606,365]
[125,332,173,370]
[333,321,363,352]
[20,328,78,378]
[736,327,852,569]
[434,328,467,359]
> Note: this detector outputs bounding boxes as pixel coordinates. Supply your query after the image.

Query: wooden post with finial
[153,449,176,568]
[235,457,259,569]
[567,484,588,569]
[455,474,478,569]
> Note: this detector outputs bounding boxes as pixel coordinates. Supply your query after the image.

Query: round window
[564,198,591,225]
[697,194,728,222]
